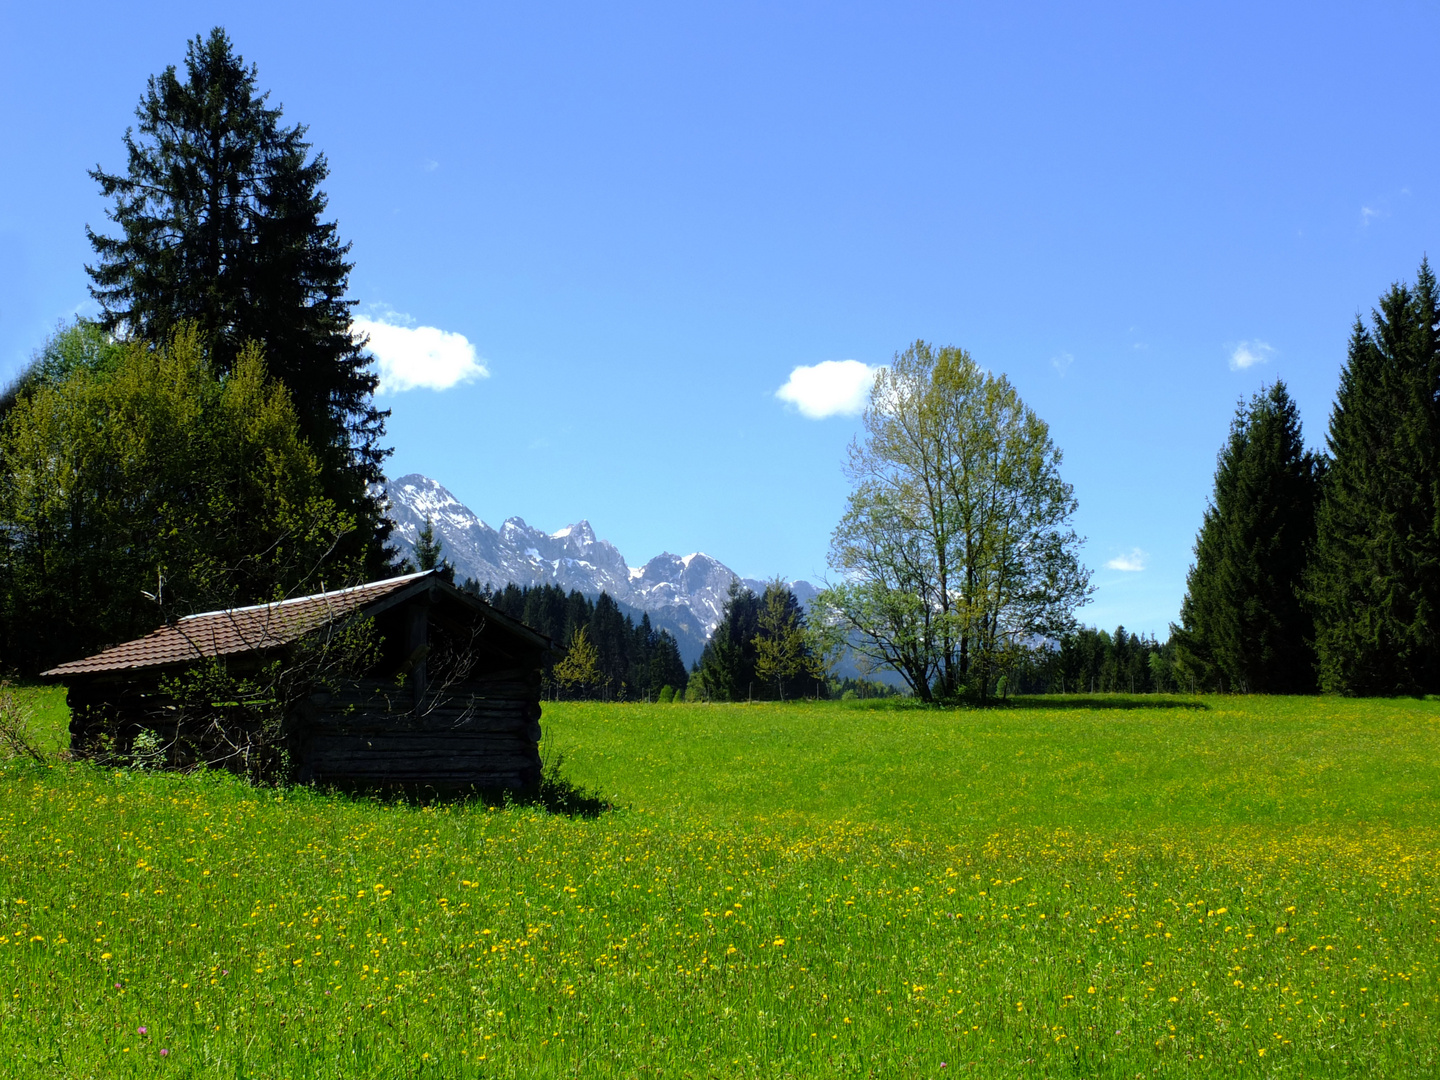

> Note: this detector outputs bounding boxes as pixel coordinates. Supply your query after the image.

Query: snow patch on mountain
[382,474,817,664]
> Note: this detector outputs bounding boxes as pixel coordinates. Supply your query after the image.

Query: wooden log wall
[293,670,544,790]
[63,668,545,791]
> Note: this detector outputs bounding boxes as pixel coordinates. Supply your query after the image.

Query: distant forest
[1007,627,1178,696]
[466,580,689,701]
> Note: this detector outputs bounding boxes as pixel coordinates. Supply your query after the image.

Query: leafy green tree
[0,325,355,673]
[0,319,126,419]
[1308,261,1440,694]
[754,578,816,700]
[816,341,1091,702]
[84,28,392,574]
[1172,381,1320,692]
[552,626,605,699]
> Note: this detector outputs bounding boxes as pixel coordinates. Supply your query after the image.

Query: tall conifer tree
[1308,262,1440,694]
[1173,381,1319,692]
[85,28,393,574]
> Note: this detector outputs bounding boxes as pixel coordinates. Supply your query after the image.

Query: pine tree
[1173,381,1320,692]
[85,28,392,574]
[754,578,813,700]
[1309,262,1440,694]
[695,580,760,701]
[413,517,454,581]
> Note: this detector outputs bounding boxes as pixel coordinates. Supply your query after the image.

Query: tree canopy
[1308,261,1440,695]
[0,324,356,673]
[692,580,825,702]
[472,581,688,701]
[85,28,392,574]
[1172,381,1320,693]
[815,341,1091,701]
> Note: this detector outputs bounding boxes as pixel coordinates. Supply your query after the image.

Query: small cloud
[776,359,880,419]
[1051,352,1074,377]
[422,158,440,172]
[1106,548,1147,572]
[1229,340,1274,371]
[354,314,489,394]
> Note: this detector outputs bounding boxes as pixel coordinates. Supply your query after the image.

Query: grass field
[1,691,1437,1077]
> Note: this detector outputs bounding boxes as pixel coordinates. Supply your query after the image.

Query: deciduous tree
[0,325,355,673]
[753,578,813,701]
[815,341,1091,701]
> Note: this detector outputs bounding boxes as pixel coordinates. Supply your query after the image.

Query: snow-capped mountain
[383,474,818,663]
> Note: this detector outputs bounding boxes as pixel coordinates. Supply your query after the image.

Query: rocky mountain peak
[382,475,817,664]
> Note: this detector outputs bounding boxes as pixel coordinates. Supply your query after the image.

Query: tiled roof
[42,572,430,678]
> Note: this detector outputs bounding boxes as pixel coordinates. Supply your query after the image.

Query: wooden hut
[42,570,550,790]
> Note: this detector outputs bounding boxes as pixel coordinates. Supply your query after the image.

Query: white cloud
[1051,352,1074,377]
[1229,340,1274,371]
[776,359,880,419]
[1106,548,1148,572]
[354,315,489,394]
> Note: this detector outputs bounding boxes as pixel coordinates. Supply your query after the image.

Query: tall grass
[1,691,1436,1077]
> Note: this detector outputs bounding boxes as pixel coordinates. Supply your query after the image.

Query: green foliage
[1007,626,1177,694]
[0,683,47,764]
[692,580,826,702]
[753,578,813,700]
[413,517,454,581]
[818,341,1091,702]
[693,580,760,701]
[656,685,675,704]
[474,581,687,701]
[825,675,904,699]
[0,319,126,418]
[0,325,357,673]
[551,626,606,699]
[1172,381,1320,693]
[85,27,392,575]
[1309,261,1440,695]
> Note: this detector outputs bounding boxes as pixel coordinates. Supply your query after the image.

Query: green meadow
[2,692,1437,1078]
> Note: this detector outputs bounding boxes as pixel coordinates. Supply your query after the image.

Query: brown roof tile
[42,572,430,678]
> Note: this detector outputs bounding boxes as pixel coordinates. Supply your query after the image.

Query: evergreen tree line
[1006,627,1181,695]
[690,581,828,701]
[466,581,688,701]
[1174,260,1440,696]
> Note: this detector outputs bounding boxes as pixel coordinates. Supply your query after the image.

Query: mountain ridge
[382,474,818,664]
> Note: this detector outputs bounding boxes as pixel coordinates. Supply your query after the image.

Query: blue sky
[2,1,1436,636]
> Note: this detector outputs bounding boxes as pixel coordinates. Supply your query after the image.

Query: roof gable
[42,571,546,679]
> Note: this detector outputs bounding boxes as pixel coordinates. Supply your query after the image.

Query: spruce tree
[413,517,454,581]
[85,28,392,574]
[695,580,760,701]
[1173,381,1319,692]
[1309,262,1440,694]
